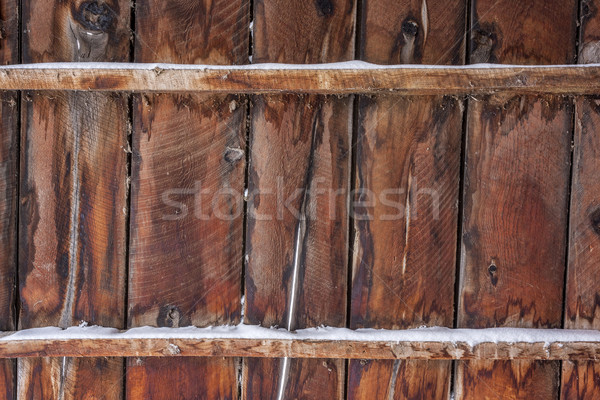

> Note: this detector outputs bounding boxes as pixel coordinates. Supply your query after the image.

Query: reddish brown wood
[3,65,600,94]
[469,0,578,65]
[456,0,579,398]
[244,94,351,327]
[348,0,465,398]
[457,94,573,397]
[562,1,600,398]
[360,0,466,65]
[244,94,351,398]
[349,96,463,399]
[578,0,600,66]
[456,360,560,399]
[127,1,250,399]
[243,1,355,399]
[562,95,600,399]
[1,330,600,360]
[18,0,130,398]
[127,357,238,399]
[0,0,19,397]
[252,0,355,64]
[562,358,600,399]
[348,359,450,399]
[459,94,573,328]
[0,90,16,398]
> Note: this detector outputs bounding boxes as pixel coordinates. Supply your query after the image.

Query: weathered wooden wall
[127,0,249,399]
[562,1,600,399]
[19,0,130,398]
[0,0,18,397]
[0,0,598,399]
[456,0,578,398]
[243,0,354,398]
[348,0,465,399]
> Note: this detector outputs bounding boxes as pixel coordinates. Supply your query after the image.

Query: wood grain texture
[469,0,578,65]
[2,329,600,360]
[348,359,450,399]
[457,93,573,398]
[349,95,463,400]
[360,0,465,64]
[459,94,573,329]
[348,0,465,398]
[456,0,579,398]
[244,94,351,399]
[0,0,19,397]
[127,1,249,399]
[127,357,237,400]
[562,95,600,400]
[562,1,600,398]
[244,94,351,328]
[456,360,559,399]
[252,0,355,64]
[18,0,130,398]
[5,65,600,94]
[127,92,247,400]
[243,1,355,399]
[562,357,600,399]
[578,0,600,65]
[0,91,16,399]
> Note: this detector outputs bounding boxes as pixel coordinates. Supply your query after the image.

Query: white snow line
[2,325,600,360]
[2,61,600,70]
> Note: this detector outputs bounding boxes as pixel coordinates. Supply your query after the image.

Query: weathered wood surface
[2,64,600,94]
[127,1,249,399]
[243,1,355,399]
[348,0,465,399]
[456,0,579,398]
[18,0,130,398]
[244,93,351,399]
[358,0,465,65]
[562,1,600,398]
[0,0,19,397]
[349,95,463,400]
[1,334,600,360]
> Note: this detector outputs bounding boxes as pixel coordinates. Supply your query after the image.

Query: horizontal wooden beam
[0,62,599,94]
[1,325,600,360]
[4,338,600,360]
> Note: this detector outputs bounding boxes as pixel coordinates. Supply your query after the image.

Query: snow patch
[3,61,600,71]
[2,324,600,347]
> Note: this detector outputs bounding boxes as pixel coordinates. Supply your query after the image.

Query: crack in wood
[59,94,82,330]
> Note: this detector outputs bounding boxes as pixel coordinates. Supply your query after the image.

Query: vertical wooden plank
[243,1,355,399]
[562,1,600,398]
[348,0,465,399]
[127,1,249,399]
[0,0,19,398]
[18,1,130,399]
[456,0,578,398]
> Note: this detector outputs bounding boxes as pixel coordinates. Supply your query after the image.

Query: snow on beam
[0,62,599,94]
[0,324,599,360]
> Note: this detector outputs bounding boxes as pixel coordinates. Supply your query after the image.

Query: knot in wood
[402,20,419,37]
[75,1,114,32]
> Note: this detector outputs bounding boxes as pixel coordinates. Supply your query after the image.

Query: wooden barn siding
[127,0,250,399]
[0,0,599,399]
[347,0,466,399]
[243,1,355,399]
[456,0,579,399]
[0,0,18,398]
[562,0,600,399]
[18,0,130,398]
